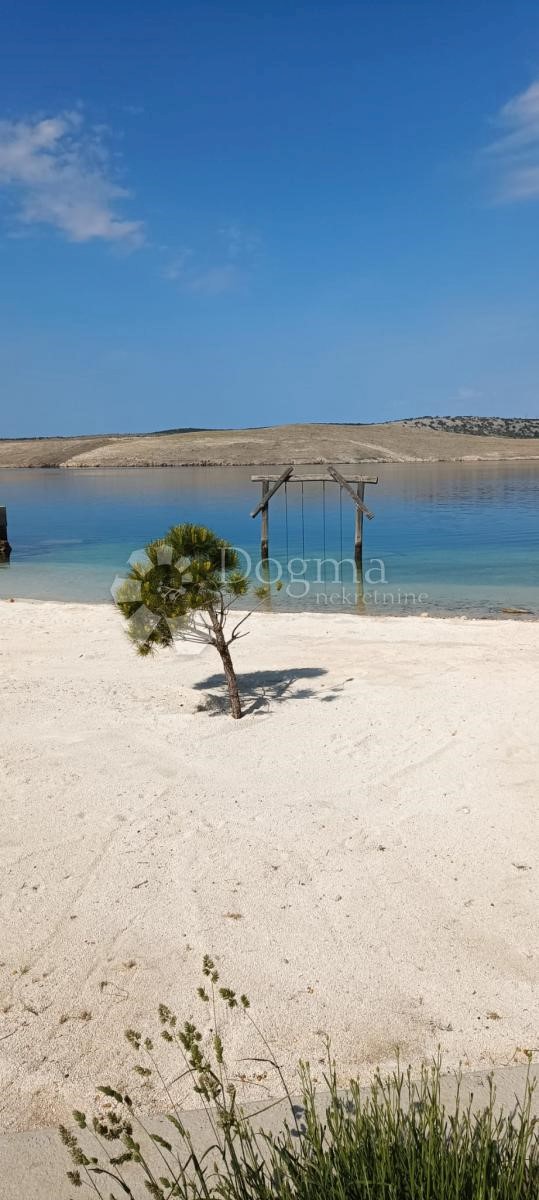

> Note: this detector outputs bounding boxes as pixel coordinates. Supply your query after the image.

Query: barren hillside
[0,435,119,468]
[1,420,539,468]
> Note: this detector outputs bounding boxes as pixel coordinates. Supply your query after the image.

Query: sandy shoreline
[1,601,538,1132]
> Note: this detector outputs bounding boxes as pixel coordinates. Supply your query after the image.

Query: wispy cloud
[162,248,193,281]
[163,223,259,295]
[483,79,539,201]
[189,264,244,295]
[164,257,245,295]
[0,110,144,244]
[218,223,260,260]
[455,386,483,403]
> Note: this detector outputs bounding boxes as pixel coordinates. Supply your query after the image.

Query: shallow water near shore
[0,461,538,615]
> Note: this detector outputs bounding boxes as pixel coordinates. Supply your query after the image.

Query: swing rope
[301,481,305,559]
[339,485,343,582]
[284,481,289,565]
[322,481,326,583]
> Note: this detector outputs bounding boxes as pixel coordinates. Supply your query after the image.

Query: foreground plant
[61,958,538,1199]
[114,523,277,719]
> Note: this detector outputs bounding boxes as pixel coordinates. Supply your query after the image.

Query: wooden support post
[354,484,364,572]
[0,505,11,562]
[251,464,294,561]
[260,481,269,561]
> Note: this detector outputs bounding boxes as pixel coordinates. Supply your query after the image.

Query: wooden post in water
[251,466,294,561]
[354,483,365,572]
[0,506,11,562]
[260,481,269,561]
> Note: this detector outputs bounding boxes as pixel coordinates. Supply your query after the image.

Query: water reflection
[0,462,537,614]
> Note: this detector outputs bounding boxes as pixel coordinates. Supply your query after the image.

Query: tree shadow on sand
[192,666,332,716]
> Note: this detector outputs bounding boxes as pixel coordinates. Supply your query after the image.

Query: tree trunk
[209,609,243,719]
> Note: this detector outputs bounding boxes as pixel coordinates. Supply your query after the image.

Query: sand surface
[1,601,538,1132]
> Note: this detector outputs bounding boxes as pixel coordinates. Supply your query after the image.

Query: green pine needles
[115,524,277,719]
[61,957,538,1200]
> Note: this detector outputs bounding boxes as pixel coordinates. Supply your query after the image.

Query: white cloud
[483,79,539,201]
[0,110,144,244]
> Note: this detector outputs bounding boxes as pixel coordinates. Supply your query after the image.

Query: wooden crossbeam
[251,473,378,484]
[327,464,374,520]
[250,465,294,518]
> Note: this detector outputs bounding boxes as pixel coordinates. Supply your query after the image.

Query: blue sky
[1,1,539,436]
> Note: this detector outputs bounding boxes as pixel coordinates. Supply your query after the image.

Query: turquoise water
[0,462,538,615]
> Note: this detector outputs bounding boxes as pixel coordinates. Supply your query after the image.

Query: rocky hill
[404,415,539,438]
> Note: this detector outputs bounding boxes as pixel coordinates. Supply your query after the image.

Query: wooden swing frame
[250,465,378,566]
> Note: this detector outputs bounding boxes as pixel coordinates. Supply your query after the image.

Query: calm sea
[0,462,538,616]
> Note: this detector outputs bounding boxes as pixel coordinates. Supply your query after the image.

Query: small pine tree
[115,523,269,719]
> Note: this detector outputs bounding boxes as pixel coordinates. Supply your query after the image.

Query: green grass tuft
[62,961,538,1199]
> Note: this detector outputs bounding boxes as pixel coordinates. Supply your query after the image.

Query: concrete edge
[1,1064,537,1199]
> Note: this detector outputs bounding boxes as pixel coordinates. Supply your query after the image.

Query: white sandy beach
[0,600,538,1133]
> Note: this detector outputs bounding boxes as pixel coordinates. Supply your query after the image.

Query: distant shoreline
[2,455,539,470]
